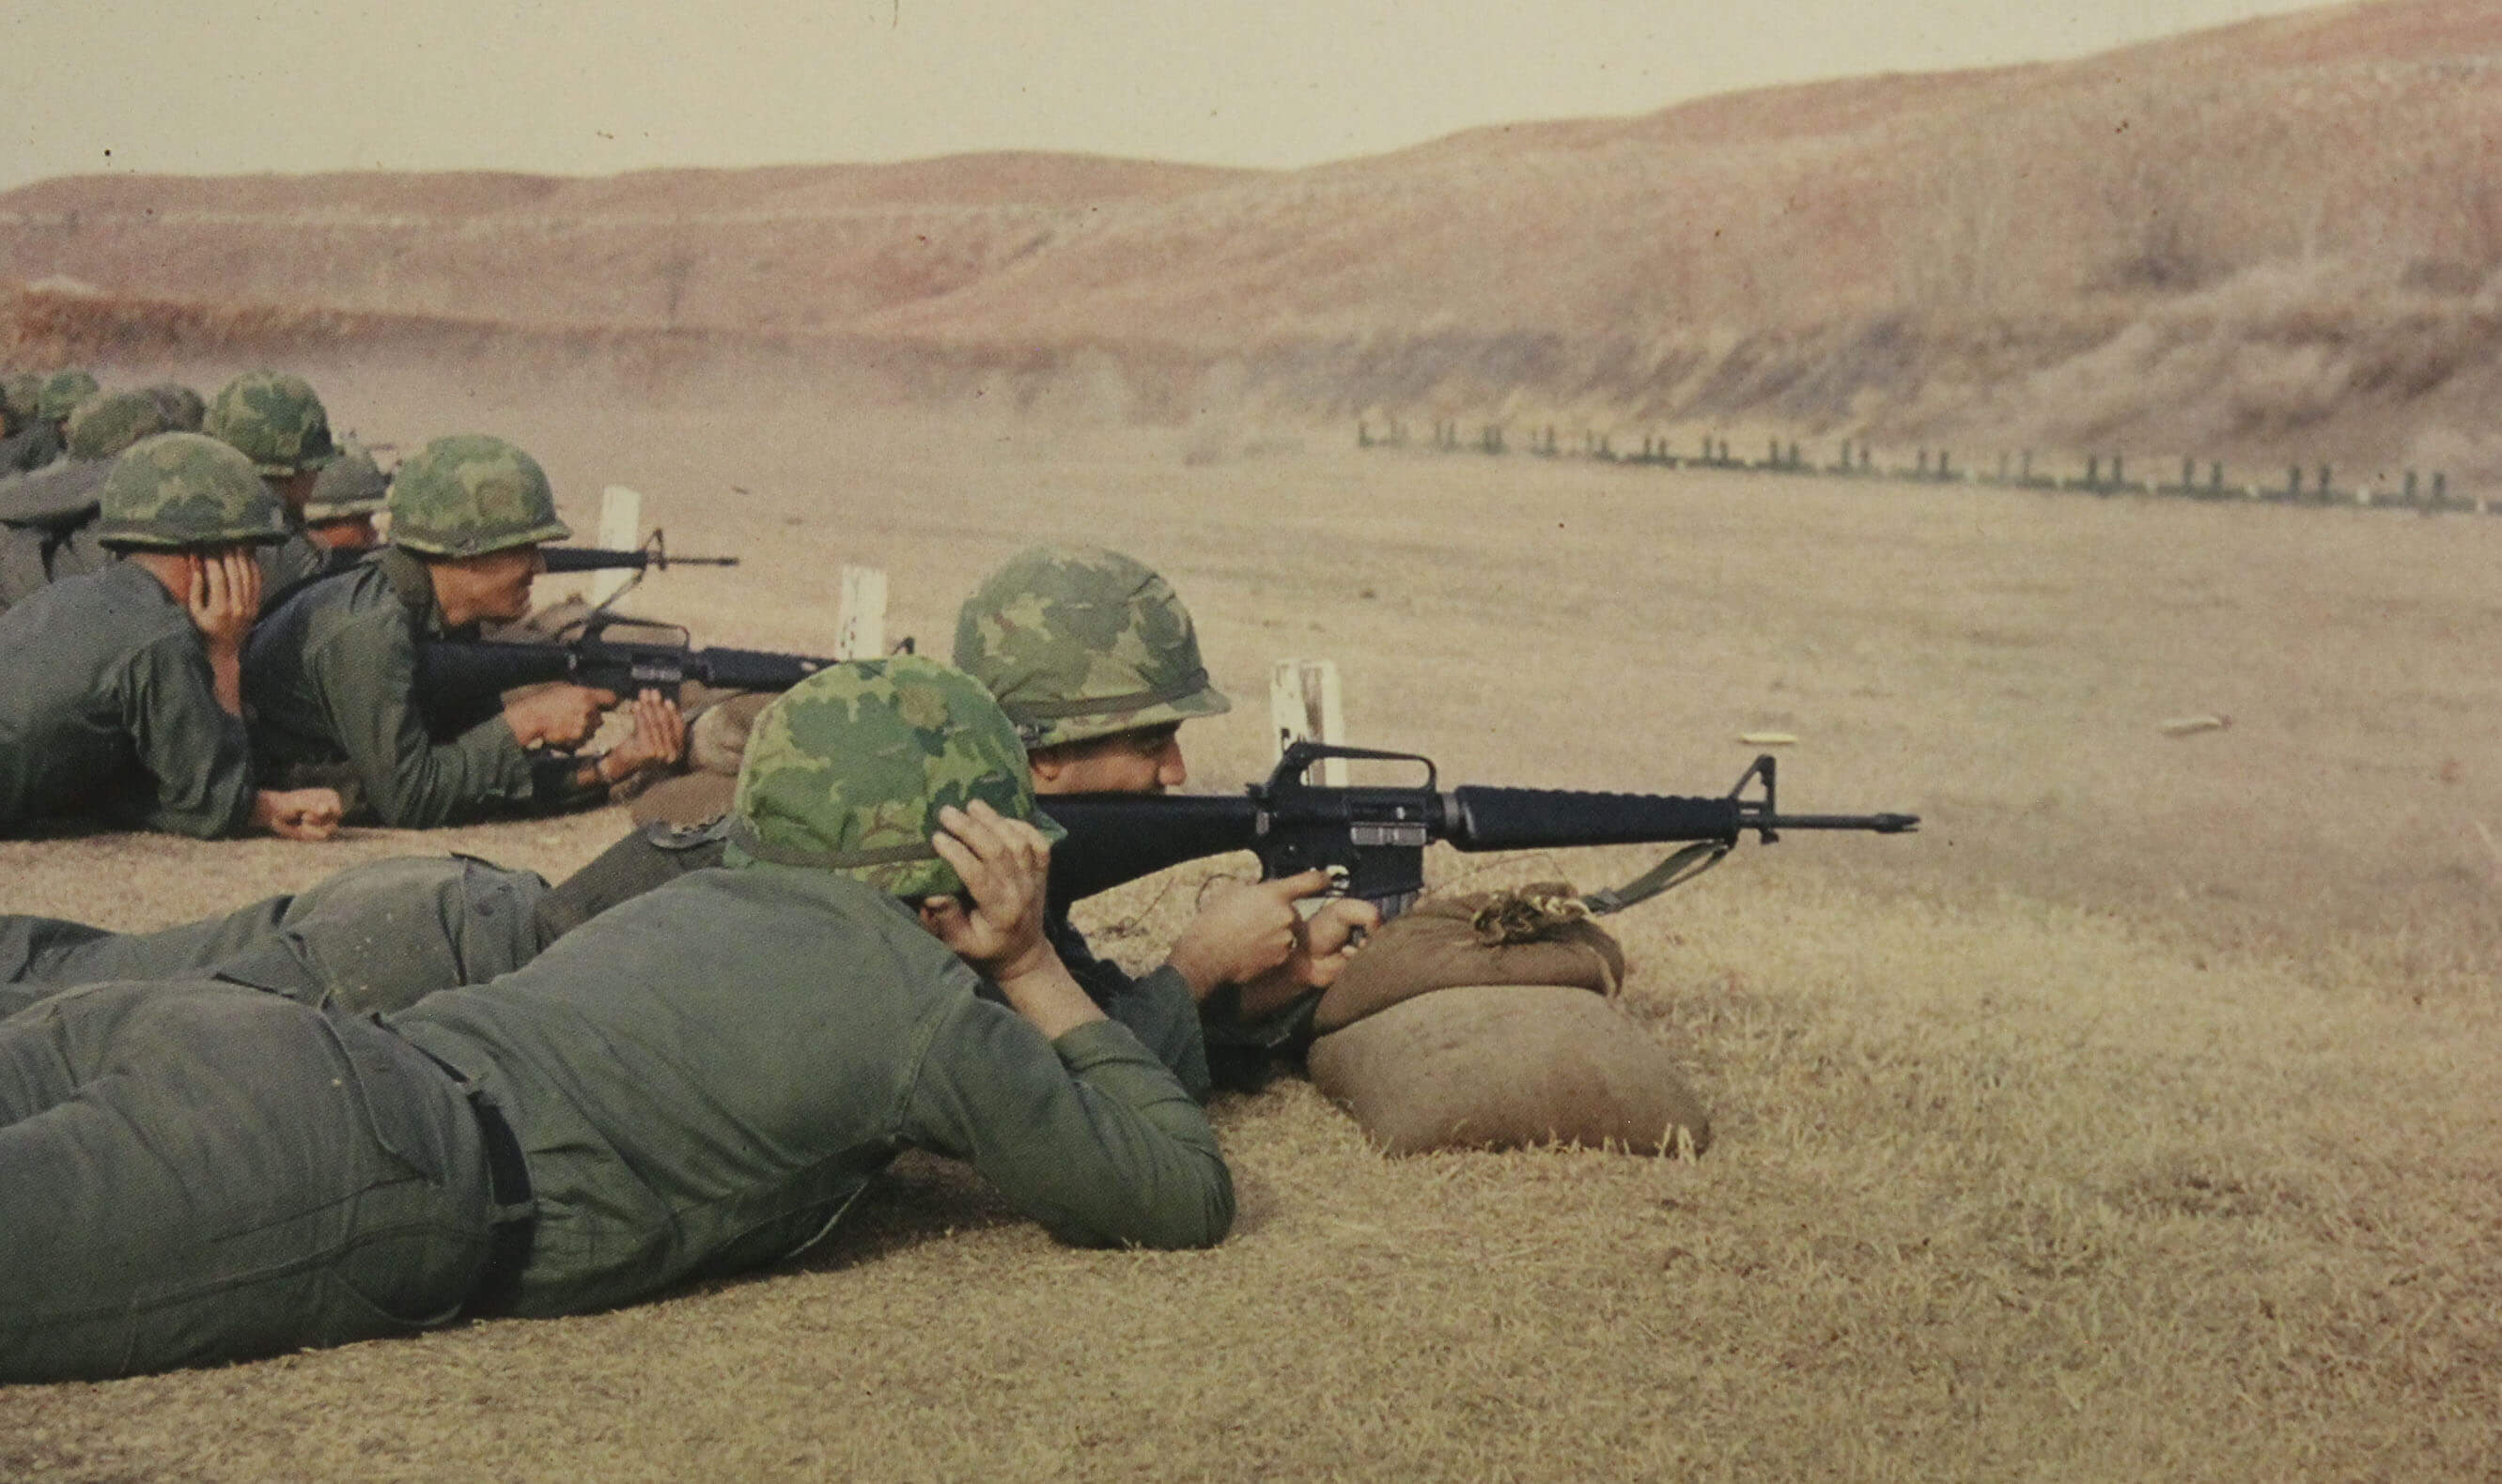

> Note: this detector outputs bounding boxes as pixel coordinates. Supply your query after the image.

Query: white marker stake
[590,485,642,608]
[1269,658,1347,785]
[835,564,888,660]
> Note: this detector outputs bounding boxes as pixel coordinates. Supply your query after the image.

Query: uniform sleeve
[901,986,1234,1250]
[1046,915,1212,1102]
[118,632,259,839]
[254,536,328,610]
[305,604,539,827]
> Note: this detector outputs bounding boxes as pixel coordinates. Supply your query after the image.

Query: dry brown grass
[3,379,2498,1480]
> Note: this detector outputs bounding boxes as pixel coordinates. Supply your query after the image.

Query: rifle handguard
[1445,786,1743,850]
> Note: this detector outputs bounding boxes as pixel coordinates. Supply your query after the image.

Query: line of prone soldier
[0,371,1379,1381]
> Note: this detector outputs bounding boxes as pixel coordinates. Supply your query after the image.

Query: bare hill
[0,154,1252,332]
[5,0,2500,469]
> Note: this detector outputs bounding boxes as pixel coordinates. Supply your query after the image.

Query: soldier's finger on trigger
[1273,867,1333,900]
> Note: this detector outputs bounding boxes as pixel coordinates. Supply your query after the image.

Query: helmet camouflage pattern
[205,370,339,476]
[953,545,1231,750]
[1,373,39,421]
[96,432,290,550]
[147,381,207,432]
[386,433,571,556]
[65,388,172,462]
[37,369,100,423]
[729,656,1065,898]
[302,441,389,522]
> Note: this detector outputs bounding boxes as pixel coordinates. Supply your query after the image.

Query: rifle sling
[1578,841,1731,917]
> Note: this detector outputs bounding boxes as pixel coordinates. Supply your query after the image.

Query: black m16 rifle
[537,532,740,577]
[1040,741,1919,920]
[417,613,837,731]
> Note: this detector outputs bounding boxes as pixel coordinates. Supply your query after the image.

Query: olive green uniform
[0,823,1216,1096]
[0,865,1231,1381]
[0,459,110,615]
[543,820,1216,1097]
[256,527,350,607]
[0,856,551,1018]
[0,561,259,837]
[0,418,63,477]
[0,476,335,620]
[0,394,293,614]
[243,549,601,826]
[0,980,501,1382]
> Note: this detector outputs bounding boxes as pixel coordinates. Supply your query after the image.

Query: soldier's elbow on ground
[1083,1158,1237,1252]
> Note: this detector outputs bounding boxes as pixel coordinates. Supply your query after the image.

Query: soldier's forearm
[994,954,1107,1042]
[205,646,243,717]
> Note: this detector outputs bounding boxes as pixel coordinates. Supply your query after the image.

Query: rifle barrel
[539,547,741,574]
[1763,812,1920,833]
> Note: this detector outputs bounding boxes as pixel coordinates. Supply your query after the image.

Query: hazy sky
[1,1,2337,190]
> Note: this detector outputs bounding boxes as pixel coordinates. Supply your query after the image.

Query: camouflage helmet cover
[146,381,208,432]
[205,370,339,476]
[953,545,1232,750]
[386,433,571,556]
[729,656,1066,898]
[0,373,39,420]
[302,441,389,522]
[37,369,101,423]
[96,432,290,550]
[65,388,172,462]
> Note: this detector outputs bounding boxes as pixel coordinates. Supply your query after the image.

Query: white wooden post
[590,486,642,608]
[834,564,888,660]
[1269,658,1346,784]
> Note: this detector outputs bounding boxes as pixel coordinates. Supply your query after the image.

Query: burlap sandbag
[686,689,775,776]
[629,770,738,827]
[621,690,774,824]
[1309,983,1711,1157]
[1313,882,1624,1032]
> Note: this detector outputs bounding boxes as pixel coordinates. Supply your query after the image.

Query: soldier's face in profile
[435,544,545,625]
[1028,723,1186,796]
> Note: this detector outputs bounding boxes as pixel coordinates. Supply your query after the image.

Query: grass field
[3,383,2496,1480]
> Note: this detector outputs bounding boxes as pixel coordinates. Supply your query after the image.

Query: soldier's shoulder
[38,565,194,662]
[251,560,400,673]
[281,555,395,622]
[0,458,107,527]
[692,863,946,957]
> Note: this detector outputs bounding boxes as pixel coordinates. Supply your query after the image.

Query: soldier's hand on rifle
[590,689,687,784]
[1164,868,1337,1002]
[250,787,344,842]
[1231,895,1381,1019]
[502,684,617,750]
[186,549,261,657]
